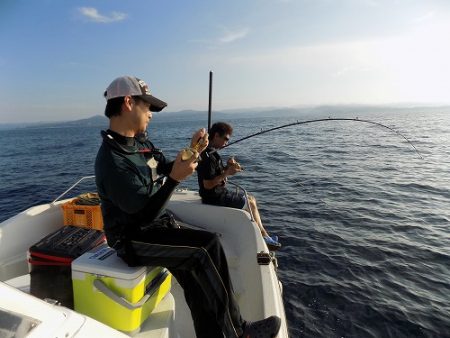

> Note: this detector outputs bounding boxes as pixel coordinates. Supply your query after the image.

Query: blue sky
[1,0,449,123]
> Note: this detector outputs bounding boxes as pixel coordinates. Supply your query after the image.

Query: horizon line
[1,102,450,125]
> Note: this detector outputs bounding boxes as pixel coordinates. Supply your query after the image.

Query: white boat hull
[0,189,289,337]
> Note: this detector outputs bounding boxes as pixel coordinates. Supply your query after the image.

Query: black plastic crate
[29,226,105,308]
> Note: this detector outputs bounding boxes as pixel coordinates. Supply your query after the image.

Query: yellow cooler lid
[71,245,149,280]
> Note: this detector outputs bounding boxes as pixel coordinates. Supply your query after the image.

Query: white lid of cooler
[71,245,147,280]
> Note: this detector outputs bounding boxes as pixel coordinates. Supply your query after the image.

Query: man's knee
[203,232,221,251]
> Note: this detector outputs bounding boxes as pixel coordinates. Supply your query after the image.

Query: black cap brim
[140,94,167,112]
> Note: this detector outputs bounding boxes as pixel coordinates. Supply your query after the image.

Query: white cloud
[78,7,127,23]
[189,27,249,47]
[218,28,249,43]
[413,11,435,23]
[333,65,372,77]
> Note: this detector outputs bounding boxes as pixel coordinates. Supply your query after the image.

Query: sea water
[1,110,449,337]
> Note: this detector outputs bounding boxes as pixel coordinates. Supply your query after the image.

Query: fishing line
[210,117,424,160]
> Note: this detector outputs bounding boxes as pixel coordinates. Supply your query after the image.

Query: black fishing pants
[121,227,244,338]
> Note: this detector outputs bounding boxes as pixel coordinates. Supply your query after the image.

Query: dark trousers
[121,227,244,338]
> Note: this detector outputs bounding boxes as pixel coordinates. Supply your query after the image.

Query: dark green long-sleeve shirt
[95,130,178,246]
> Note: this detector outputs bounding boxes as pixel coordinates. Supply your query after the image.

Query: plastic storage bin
[61,199,104,230]
[29,226,106,308]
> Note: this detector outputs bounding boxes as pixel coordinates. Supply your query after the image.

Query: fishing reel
[181,133,209,161]
[227,157,243,171]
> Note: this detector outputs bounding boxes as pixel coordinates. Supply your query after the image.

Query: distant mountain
[153,110,210,121]
[0,115,108,130]
[63,115,108,127]
[154,107,310,121]
[159,104,450,120]
[1,104,449,130]
[24,115,108,129]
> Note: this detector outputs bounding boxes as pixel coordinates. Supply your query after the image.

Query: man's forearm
[203,172,228,190]
[135,176,180,222]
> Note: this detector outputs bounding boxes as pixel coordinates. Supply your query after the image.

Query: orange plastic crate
[61,199,104,230]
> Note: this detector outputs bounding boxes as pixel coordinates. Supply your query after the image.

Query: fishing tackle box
[28,225,106,308]
[71,245,171,334]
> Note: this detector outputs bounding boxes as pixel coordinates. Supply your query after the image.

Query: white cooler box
[72,245,171,334]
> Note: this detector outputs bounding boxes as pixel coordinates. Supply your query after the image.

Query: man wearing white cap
[95,75,281,338]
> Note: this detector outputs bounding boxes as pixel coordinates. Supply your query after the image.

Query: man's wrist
[167,175,181,184]
[214,173,225,187]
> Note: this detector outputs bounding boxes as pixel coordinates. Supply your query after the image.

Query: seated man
[197,122,281,250]
[95,76,281,338]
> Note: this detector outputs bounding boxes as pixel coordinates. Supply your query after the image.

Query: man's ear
[123,96,133,111]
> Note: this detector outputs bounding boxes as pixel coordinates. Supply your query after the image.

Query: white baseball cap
[104,76,167,112]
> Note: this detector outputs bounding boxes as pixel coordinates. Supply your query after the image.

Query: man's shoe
[264,236,282,251]
[241,315,281,338]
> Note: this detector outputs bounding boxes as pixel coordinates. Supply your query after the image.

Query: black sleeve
[157,159,174,176]
[133,176,179,223]
[198,152,219,180]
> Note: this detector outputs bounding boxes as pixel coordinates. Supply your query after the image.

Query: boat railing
[226,181,255,222]
[51,175,95,204]
[50,176,256,222]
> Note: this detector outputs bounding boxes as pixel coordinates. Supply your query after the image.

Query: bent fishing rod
[209,117,424,160]
[203,72,423,159]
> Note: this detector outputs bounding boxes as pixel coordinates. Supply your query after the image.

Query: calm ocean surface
[1,110,449,337]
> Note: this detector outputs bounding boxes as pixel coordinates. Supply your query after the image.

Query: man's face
[131,98,152,134]
[213,132,230,148]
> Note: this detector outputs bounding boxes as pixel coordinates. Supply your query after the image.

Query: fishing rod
[202,73,422,159]
[212,117,424,160]
[207,71,213,133]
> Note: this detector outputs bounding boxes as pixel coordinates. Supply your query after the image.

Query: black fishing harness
[101,130,162,155]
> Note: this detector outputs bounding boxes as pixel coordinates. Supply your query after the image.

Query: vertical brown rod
[208,71,213,132]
